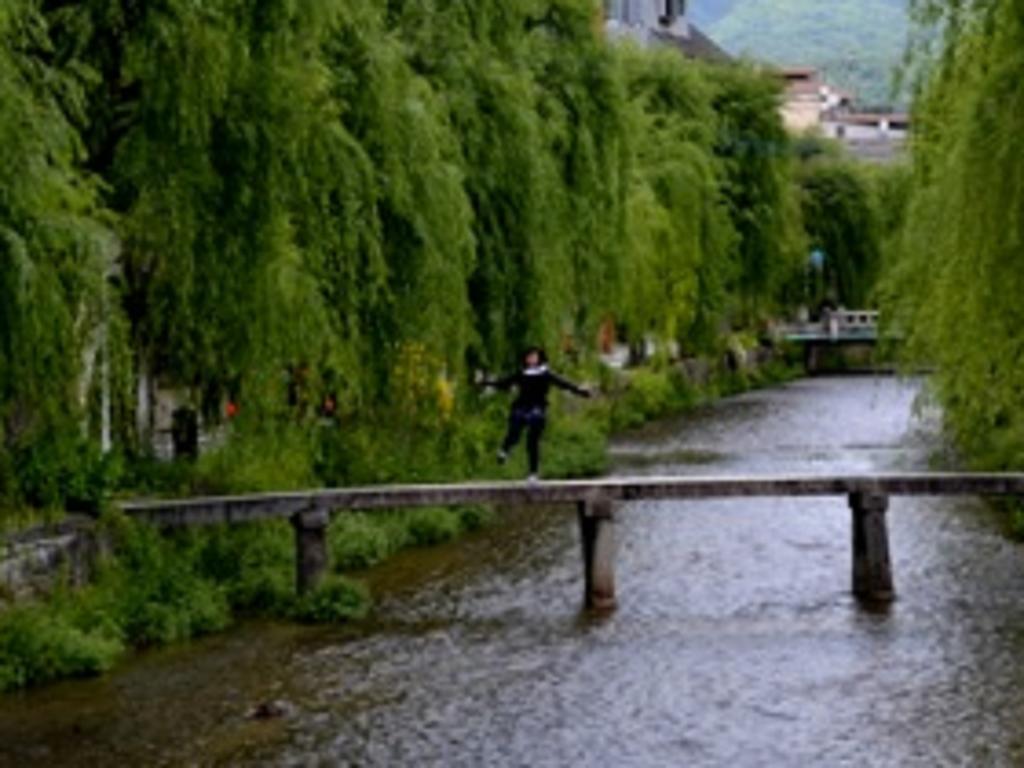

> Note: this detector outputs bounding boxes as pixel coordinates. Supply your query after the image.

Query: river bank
[0,348,799,694]
[7,375,1024,766]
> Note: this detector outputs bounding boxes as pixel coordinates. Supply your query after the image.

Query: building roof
[787,80,824,96]
[780,66,819,79]
[650,24,732,63]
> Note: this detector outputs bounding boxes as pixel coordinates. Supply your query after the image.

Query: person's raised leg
[499,409,524,463]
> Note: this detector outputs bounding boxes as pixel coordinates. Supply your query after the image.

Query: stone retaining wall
[0,517,105,608]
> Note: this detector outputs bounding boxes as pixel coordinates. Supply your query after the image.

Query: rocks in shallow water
[247,699,297,721]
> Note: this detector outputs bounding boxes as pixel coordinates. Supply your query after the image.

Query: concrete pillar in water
[804,342,821,375]
[291,508,330,595]
[578,497,616,611]
[850,492,894,602]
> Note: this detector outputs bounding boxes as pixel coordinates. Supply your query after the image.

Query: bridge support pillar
[578,497,616,611]
[850,492,894,602]
[291,508,330,595]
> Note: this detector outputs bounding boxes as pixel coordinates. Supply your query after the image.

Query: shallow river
[4,376,1024,767]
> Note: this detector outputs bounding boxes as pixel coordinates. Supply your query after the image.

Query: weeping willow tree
[314,1,480,405]
[1,0,811,508]
[389,0,632,368]
[101,1,354,423]
[617,47,735,353]
[0,1,115,508]
[887,0,1024,467]
[706,64,805,325]
[798,160,883,308]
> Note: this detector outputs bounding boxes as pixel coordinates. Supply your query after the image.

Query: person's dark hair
[522,346,548,366]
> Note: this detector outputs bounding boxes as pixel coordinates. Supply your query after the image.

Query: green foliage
[292,575,369,623]
[406,507,464,547]
[617,47,734,351]
[0,1,830,701]
[191,522,295,613]
[1008,502,1024,542]
[885,0,1024,469]
[797,157,884,308]
[390,0,633,365]
[0,348,800,693]
[0,0,118,511]
[190,425,319,495]
[0,0,835,688]
[706,64,806,323]
[458,504,496,532]
[0,604,123,693]
[0,0,816,517]
[328,513,403,571]
[611,368,694,431]
[544,408,612,478]
[328,504,495,572]
[108,0,349,412]
[88,518,232,647]
[0,510,379,693]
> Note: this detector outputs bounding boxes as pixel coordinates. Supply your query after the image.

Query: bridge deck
[118,473,1024,605]
[120,473,1024,527]
[782,330,880,343]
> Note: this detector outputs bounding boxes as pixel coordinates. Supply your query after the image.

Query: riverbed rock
[246,699,297,721]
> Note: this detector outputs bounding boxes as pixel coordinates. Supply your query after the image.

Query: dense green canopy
[887,0,1024,467]
[1,0,817,509]
[0,0,113,507]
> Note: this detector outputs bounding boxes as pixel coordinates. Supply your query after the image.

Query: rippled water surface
[4,376,1024,767]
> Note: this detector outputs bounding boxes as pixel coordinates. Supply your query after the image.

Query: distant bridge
[775,310,901,372]
[777,309,881,344]
[121,473,1024,612]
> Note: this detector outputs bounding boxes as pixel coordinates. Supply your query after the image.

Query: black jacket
[489,365,588,411]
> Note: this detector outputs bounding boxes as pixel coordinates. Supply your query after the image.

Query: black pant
[502,407,546,474]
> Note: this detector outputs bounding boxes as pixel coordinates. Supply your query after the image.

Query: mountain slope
[689,0,742,27]
[695,0,910,106]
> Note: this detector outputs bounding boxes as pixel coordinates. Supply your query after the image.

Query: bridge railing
[776,309,880,344]
[835,310,879,328]
[119,473,1024,610]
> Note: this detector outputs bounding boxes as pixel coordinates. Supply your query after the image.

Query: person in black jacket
[482,347,591,481]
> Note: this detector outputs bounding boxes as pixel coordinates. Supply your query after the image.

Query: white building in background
[778,67,909,163]
[604,0,730,62]
[821,112,910,163]
[778,67,853,133]
[822,113,909,141]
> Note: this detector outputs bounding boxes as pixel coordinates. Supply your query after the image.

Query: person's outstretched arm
[549,371,591,398]
[480,371,518,390]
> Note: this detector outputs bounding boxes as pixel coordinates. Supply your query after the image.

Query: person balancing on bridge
[481,347,591,482]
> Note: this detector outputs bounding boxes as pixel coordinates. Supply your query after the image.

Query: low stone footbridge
[119,474,1024,611]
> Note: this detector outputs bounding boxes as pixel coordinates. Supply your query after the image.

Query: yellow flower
[436,376,455,420]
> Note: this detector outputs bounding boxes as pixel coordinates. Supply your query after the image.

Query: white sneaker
[527,473,539,484]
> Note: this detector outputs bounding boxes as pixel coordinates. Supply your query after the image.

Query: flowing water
[4,376,1024,767]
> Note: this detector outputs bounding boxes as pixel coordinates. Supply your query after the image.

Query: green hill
[689,0,742,26]
[695,0,910,107]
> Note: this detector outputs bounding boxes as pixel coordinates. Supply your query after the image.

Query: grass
[292,576,369,623]
[0,603,123,692]
[328,505,495,572]
[0,503,499,693]
[0,506,66,537]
